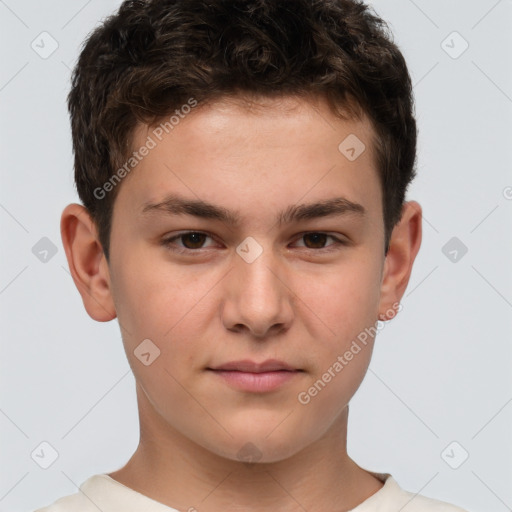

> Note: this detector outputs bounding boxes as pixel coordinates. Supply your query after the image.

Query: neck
[108,384,383,512]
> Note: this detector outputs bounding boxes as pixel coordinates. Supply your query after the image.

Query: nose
[221,247,294,339]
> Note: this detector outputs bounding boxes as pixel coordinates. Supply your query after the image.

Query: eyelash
[160,231,347,255]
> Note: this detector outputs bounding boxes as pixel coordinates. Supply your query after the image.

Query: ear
[60,203,116,322]
[378,201,422,321]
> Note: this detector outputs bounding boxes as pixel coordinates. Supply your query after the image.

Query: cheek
[295,345,372,439]
[110,248,203,338]
[294,268,379,420]
[293,253,382,347]
[109,251,222,392]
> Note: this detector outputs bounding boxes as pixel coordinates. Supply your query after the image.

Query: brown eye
[291,232,347,252]
[179,232,207,249]
[302,233,328,249]
[161,231,215,252]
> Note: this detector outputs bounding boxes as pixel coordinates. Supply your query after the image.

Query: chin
[190,401,337,465]
[202,427,314,465]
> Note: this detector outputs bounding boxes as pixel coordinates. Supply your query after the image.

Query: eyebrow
[141,193,366,226]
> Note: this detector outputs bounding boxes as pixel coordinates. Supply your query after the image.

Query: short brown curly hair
[68,0,417,261]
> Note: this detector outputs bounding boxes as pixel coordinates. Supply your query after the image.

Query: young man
[36,0,468,510]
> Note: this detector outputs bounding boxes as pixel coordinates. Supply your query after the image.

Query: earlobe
[378,201,422,321]
[60,203,117,322]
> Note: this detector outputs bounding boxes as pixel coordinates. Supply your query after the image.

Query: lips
[207,359,303,392]
[209,359,298,373]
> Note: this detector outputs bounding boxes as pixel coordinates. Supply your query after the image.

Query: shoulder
[355,472,470,512]
[33,475,113,512]
[33,491,96,512]
[397,490,469,512]
[32,473,180,512]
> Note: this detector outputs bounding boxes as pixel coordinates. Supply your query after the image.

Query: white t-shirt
[34,471,468,511]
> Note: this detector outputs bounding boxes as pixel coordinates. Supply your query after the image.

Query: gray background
[1,1,511,511]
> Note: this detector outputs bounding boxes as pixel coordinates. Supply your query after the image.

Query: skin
[61,95,422,512]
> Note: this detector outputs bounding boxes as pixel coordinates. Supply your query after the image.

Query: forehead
[116,95,382,227]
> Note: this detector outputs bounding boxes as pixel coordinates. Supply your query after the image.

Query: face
[106,96,389,463]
